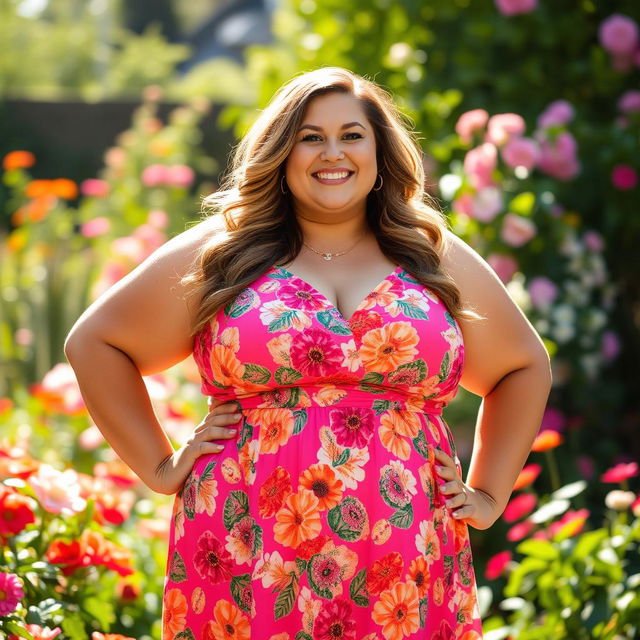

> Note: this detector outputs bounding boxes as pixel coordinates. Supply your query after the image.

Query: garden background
[1,0,639,638]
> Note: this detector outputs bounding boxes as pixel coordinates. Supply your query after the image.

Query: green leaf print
[268,270,290,280]
[224,288,258,318]
[175,629,196,640]
[387,359,427,385]
[295,633,313,640]
[274,580,297,619]
[444,554,455,588]
[293,409,308,435]
[398,270,419,284]
[395,299,429,320]
[268,311,296,332]
[438,351,451,382]
[419,596,429,628]
[169,550,187,582]
[295,557,308,574]
[275,366,303,385]
[327,497,367,541]
[230,574,252,613]
[200,459,217,484]
[389,504,414,529]
[458,547,472,586]
[243,363,271,384]
[444,310,457,328]
[316,310,351,335]
[359,371,385,394]
[252,522,264,557]
[332,448,350,467]
[412,431,430,460]
[223,491,249,531]
[237,420,253,448]
[349,568,370,607]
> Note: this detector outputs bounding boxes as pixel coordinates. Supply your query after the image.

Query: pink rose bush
[599,14,640,72]
[494,0,537,17]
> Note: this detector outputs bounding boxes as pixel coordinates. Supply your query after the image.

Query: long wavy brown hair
[182,67,480,336]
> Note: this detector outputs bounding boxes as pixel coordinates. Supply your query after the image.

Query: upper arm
[65,219,220,376]
[441,230,551,397]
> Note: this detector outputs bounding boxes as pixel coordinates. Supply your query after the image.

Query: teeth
[316,171,350,180]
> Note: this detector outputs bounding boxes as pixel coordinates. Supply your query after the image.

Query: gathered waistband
[205,387,445,416]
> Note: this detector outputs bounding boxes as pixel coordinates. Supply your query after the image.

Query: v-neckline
[272,264,402,324]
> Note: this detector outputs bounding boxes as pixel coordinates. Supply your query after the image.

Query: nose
[320,139,345,161]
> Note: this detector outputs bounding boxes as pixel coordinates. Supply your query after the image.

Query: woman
[65,67,552,639]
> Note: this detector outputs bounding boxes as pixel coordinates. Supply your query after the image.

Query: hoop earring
[280,175,289,195]
[372,174,384,192]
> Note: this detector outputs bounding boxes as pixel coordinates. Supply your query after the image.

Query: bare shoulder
[440,229,550,396]
[65,215,227,375]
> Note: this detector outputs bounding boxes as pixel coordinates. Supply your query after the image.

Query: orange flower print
[406,556,430,598]
[298,463,344,510]
[298,586,322,634]
[246,408,294,454]
[360,279,402,310]
[195,474,218,516]
[312,385,348,406]
[273,490,322,548]
[317,427,370,490]
[238,440,259,485]
[359,322,419,373]
[254,550,297,590]
[378,418,411,461]
[371,581,420,639]
[163,588,188,637]
[266,334,293,366]
[219,326,241,352]
[203,599,250,640]
[259,466,292,518]
[366,552,404,596]
[415,519,441,562]
[210,345,246,386]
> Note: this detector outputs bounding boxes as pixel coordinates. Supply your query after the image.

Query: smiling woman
[64,67,551,640]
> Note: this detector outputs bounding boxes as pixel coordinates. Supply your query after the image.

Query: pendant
[322,253,333,261]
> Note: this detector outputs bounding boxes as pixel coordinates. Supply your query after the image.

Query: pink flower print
[194,531,234,583]
[278,280,327,312]
[290,328,343,377]
[329,407,375,448]
[312,597,357,640]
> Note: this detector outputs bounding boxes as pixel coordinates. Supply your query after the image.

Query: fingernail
[233,413,242,420]
[435,465,445,473]
[453,511,463,518]
[226,428,237,436]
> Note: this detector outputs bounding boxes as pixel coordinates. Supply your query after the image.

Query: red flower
[348,309,384,342]
[548,508,589,539]
[312,597,357,640]
[513,463,542,491]
[506,519,535,542]
[601,462,639,483]
[296,534,331,561]
[193,531,234,584]
[0,487,36,536]
[290,328,343,377]
[46,538,87,575]
[258,466,292,518]
[503,493,537,523]
[366,552,404,596]
[329,407,375,448]
[485,550,512,580]
[531,429,563,452]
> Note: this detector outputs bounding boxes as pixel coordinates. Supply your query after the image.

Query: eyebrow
[298,121,366,132]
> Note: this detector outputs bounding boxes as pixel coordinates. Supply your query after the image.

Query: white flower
[605,490,636,511]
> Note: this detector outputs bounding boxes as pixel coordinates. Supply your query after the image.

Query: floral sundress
[162,264,483,639]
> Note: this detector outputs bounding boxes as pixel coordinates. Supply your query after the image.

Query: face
[284,92,378,220]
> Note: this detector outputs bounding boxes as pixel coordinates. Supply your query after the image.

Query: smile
[312,170,354,185]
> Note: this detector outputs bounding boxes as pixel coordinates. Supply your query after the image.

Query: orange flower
[162,588,188,637]
[298,463,343,510]
[274,490,321,548]
[371,581,420,638]
[92,634,136,640]
[3,150,35,171]
[247,408,294,454]
[210,345,246,386]
[531,429,563,452]
[51,178,78,199]
[513,463,542,490]
[378,411,421,461]
[25,180,52,199]
[359,321,419,373]
[406,556,430,598]
[204,599,250,640]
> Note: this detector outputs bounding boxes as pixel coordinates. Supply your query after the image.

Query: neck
[294,211,371,250]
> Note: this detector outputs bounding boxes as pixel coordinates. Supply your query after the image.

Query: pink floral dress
[162,264,483,640]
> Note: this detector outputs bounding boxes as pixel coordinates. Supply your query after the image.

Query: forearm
[65,335,175,493]
[465,359,552,515]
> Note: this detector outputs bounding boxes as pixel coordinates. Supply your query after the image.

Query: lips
[311,168,355,185]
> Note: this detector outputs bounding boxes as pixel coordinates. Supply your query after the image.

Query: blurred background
[1,1,639,639]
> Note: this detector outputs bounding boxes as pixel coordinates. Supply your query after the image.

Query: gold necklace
[303,233,367,261]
